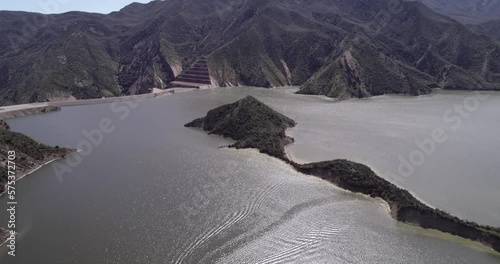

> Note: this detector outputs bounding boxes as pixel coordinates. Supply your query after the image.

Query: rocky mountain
[409,0,500,24]
[470,19,500,41]
[1,0,500,104]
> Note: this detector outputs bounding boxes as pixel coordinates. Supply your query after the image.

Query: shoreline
[290,158,500,254]
[296,164,447,240]
[186,96,500,254]
[0,151,77,198]
[285,145,438,211]
[0,88,197,119]
[3,88,500,119]
[283,126,449,213]
[2,89,500,254]
[287,149,500,254]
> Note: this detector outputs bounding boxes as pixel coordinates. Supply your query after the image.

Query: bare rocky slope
[1,0,500,104]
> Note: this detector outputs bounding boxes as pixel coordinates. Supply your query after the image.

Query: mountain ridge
[470,19,500,41]
[0,0,499,105]
[408,0,500,24]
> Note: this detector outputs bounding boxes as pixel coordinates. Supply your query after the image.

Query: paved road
[0,88,197,116]
[0,102,48,113]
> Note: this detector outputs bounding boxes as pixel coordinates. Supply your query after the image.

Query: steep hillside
[470,19,500,41]
[296,1,500,97]
[1,0,500,104]
[185,96,296,159]
[187,96,500,253]
[409,0,500,24]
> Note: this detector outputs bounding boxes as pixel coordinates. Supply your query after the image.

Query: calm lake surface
[1,87,499,263]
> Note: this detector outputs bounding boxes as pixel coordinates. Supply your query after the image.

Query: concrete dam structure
[169,58,212,88]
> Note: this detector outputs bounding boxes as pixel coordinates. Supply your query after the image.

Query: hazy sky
[0,0,152,14]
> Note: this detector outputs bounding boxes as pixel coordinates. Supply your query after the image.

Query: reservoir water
[1,87,499,263]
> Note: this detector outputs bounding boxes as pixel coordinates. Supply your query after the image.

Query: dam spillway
[169,58,212,88]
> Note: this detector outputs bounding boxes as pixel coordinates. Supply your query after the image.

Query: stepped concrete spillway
[169,58,212,88]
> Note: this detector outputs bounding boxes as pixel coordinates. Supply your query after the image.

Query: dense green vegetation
[187,96,500,253]
[185,96,296,159]
[470,20,500,42]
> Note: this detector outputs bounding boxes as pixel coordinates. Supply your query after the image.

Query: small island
[186,96,500,253]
